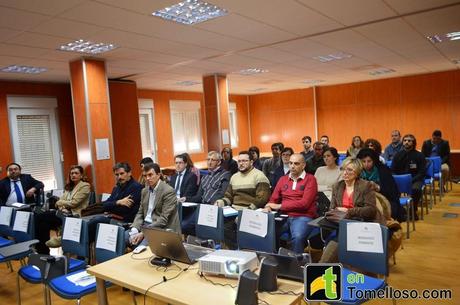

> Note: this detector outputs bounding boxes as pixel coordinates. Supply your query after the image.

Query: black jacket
[421,139,450,165]
[168,169,198,199]
[102,178,143,222]
[391,149,426,184]
[376,164,404,221]
[0,174,44,205]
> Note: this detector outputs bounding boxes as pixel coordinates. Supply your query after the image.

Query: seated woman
[249,146,263,170]
[319,158,384,263]
[35,165,91,254]
[357,148,404,222]
[364,138,386,163]
[272,147,294,188]
[314,147,341,213]
[182,152,201,185]
[346,136,364,158]
[221,147,238,175]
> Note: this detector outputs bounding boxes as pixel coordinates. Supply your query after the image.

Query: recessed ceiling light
[176,80,201,86]
[59,39,117,54]
[152,0,228,25]
[234,68,269,75]
[312,52,353,63]
[1,65,47,74]
[301,79,325,85]
[427,31,460,43]
[249,88,267,92]
[452,59,460,65]
[369,68,395,76]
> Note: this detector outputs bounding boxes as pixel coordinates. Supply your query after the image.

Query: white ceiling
[0,0,459,94]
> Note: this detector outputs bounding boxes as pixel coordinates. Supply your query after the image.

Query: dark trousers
[412,181,423,210]
[35,211,62,254]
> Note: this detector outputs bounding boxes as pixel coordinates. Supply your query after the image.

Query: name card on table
[346,222,383,253]
[62,218,82,243]
[197,204,218,228]
[239,209,268,238]
[96,223,118,252]
[0,207,13,226]
[12,211,30,232]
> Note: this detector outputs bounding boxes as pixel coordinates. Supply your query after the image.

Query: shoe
[45,236,62,248]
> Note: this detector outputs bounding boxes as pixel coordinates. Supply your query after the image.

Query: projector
[198,250,259,278]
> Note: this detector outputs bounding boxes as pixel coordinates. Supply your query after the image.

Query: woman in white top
[315,147,342,202]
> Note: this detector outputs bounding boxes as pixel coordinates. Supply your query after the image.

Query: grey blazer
[131,180,181,233]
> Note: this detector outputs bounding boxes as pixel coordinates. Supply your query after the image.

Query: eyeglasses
[342,167,355,173]
[206,158,219,162]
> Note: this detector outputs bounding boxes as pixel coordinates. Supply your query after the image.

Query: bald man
[265,154,318,253]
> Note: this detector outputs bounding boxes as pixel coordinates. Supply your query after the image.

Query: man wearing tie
[0,163,44,206]
[168,154,198,201]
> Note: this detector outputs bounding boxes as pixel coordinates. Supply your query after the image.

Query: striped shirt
[187,166,231,204]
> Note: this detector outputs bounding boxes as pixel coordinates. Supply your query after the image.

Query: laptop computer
[256,251,306,282]
[142,227,214,264]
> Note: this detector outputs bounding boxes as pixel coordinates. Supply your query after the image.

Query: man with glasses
[272,147,294,188]
[182,151,231,234]
[169,154,198,201]
[392,134,426,220]
[306,142,326,174]
[383,130,403,161]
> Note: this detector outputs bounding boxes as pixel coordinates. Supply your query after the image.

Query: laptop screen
[142,227,193,264]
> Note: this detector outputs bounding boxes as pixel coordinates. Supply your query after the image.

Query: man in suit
[169,154,198,201]
[421,129,450,190]
[127,163,180,247]
[0,162,44,206]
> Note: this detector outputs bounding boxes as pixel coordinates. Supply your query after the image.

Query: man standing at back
[421,130,450,190]
[301,136,314,162]
[383,130,403,161]
[264,153,318,253]
[392,134,426,220]
[0,163,44,206]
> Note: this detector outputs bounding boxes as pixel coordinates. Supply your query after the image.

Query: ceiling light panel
[427,31,460,43]
[312,52,353,62]
[1,65,47,74]
[176,80,201,86]
[234,68,269,75]
[152,0,228,25]
[369,68,395,76]
[59,39,117,54]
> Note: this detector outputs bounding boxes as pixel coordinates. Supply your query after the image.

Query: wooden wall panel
[0,80,77,179]
[108,81,142,179]
[202,75,220,152]
[229,94,250,153]
[249,88,315,153]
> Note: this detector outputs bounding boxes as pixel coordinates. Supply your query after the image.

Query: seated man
[127,163,181,247]
[184,151,231,234]
[301,136,314,162]
[262,142,284,183]
[421,129,450,190]
[88,162,143,242]
[306,142,326,174]
[169,153,198,200]
[0,162,44,206]
[392,134,426,219]
[215,151,271,248]
[383,130,403,161]
[264,153,318,253]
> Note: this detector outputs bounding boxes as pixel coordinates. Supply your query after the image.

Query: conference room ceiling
[0,0,459,94]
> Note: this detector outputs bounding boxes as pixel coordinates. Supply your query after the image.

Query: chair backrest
[88,191,97,205]
[61,217,89,259]
[195,205,225,243]
[177,201,183,223]
[95,223,126,263]
[199,169,209,177]
[392,174,413,195]
[385,160,392,168]
[0,206,14,235]
[427,156,441,173]
[11,210,35,242]
[237,209,276,253]
[27,253,68,283]
[338,219,389,276]
[338,154,347,166]
[425,158,434,179]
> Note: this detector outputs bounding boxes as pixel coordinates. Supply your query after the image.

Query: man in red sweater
[264,153,318,253]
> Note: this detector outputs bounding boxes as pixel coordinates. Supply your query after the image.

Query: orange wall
[229,94,250,153]
[0,80,77,179]
[108,81,142,179]
[248,88,316,153]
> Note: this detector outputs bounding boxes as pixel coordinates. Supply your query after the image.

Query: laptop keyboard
[183,243,214,261]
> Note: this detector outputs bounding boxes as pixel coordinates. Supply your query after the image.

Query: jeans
[281,216,314,254]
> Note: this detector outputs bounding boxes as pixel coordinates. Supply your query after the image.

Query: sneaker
[46,236,62,248]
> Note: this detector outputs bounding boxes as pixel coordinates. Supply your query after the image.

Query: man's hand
[178,197,186,203]
[26,187,36,197]
[214,199,225,207]
[117,195,133,207]
[264,202,281,212]
[130,232,144,245]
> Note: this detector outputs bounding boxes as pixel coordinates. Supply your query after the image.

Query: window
[229,103,238,148]
[138,99,157,162]
[169,100,203,154]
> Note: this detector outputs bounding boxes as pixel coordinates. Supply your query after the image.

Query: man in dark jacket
[421,130,450,190]
[0,162,44,206]
[392,134,426,219]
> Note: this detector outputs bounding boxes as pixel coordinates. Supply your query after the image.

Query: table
[87,249,304,305]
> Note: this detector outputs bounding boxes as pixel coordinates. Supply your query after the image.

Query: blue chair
[47,223,126,305]
[338,154,347,166]
[0,207,15,247]
[392,174,415,239]
[427,156,443,202]
[385,160,392,168]
[422,158,435,213]
[334,219,391,305]
[237,210,276,253]
[195,205,225,245]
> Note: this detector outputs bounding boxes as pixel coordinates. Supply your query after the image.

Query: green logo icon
[304,263,342,302]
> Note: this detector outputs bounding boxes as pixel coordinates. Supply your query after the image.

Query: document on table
[12,211,30,232]
[10,202,27,208]
[346,222,383,253]
[239,209,268,238]
[95,223,117,252]
[62,218,82,243]
[66,270,96,287]
[222,206,238,217]
[197,204,218,228]
[0,207,13,226]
